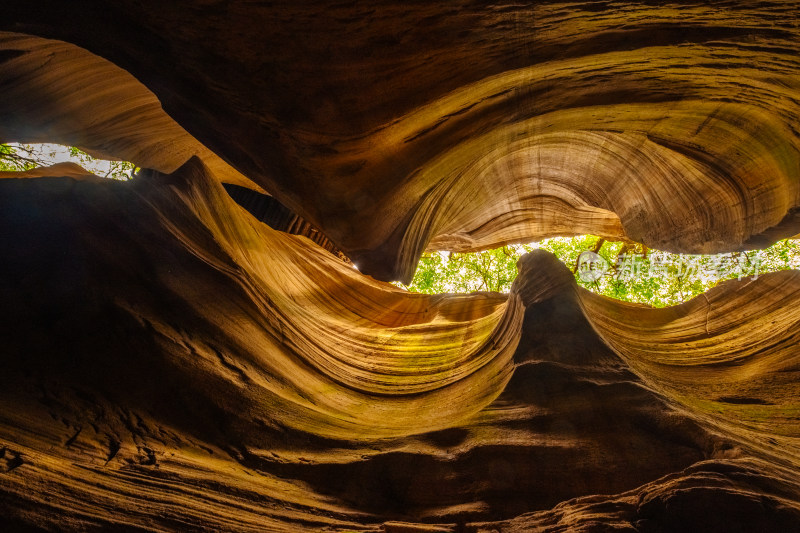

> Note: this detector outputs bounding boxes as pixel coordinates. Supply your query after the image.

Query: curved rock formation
[0,32,254,190]
[1,162,799,531]
[1,2,800,531]
[0,31,339,253]
[4,1,800,280]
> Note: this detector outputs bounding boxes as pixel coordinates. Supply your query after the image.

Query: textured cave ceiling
[1,2,800,532]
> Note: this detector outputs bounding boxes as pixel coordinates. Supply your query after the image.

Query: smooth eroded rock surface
[1,2,800,531]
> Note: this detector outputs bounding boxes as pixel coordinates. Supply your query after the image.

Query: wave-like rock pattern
[0,32,346,253]
[1,163,799,531]
[4,2,800,280]
[1,2,800,531]
[0,32,254,190]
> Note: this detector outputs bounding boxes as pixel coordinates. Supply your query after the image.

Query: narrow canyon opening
[3,5,800,531]
[400,237,800,306]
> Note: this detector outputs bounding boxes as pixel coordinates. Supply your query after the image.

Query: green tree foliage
[401,236,800,307]
[400,245,526,293]
[0,143,39,171]
[5,143,798,307]
[0,143,136,179]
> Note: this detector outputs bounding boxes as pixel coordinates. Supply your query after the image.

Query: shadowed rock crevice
[222,183,350,261]
[1,164,799,531]
[4,3,800,280]
[1,2,800,531]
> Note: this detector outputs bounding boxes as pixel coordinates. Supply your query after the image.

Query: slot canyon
[1,2,800,531]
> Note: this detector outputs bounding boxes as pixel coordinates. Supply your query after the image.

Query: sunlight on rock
[3,3,800,531]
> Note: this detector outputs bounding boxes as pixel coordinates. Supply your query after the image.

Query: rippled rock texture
[1,2,800,532]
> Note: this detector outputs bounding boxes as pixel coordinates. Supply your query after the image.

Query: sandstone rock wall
[1,2,800,531]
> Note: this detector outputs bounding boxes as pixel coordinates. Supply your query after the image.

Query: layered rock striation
[1,2,800,531]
